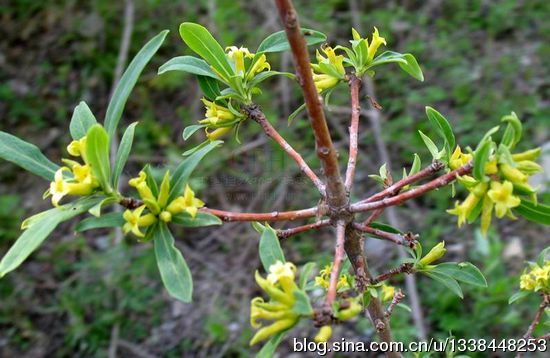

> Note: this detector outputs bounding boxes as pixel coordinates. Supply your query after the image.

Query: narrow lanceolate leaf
[179,23,233,80]
[500,112,522,149]
[105,30,168,139]
[259,225,285,272]
[0,197,101,277]
[435,262,488,287]
[425,107,455,153]
[370,51,424,81]
[75,212,125,232]
[418,130,440,160]
[158,56,218,78]
[256,331,288,358]
[0,131,59,181]
[171,212,222,227]
[69,101,97,140]
[299,262,316,289]
[515,200,550,225]
[423,271,464,298]
[168,140,222,202]
[182,125,207,141]
[256,28,326,53]
[473,139,492,180]
[112,122,138,187]
[85,125,112,193]
[370,222,403,234]
[508,290,530,304]
[197,75,221,100]
[154,222,193,303]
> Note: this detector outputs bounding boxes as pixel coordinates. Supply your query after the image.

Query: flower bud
[336,299,362,321]
[159,211,172,223]
[511,147,541,162]
[206,126,232,141]
[314,325,332,343]
[500,164,528,183]
[419,242,446,266]
[515,160,543,175]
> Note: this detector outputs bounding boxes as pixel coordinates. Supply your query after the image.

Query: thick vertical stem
[274,0,347,209]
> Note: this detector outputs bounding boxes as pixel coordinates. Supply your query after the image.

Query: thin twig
[200,206,324,222]
[352,223,416,248]
[350,163,473,213]
[363,208,383,226]
[277,219,331,239]
[370,263,414,285]
[345,74,362,192]
[326,220,346,305]
[523,294,550,339]
[385,289,405,318]
[244,104,326,195]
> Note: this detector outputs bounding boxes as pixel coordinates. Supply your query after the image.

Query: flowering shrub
[0,0,548,355]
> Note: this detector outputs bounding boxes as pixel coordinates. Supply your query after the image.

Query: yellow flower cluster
[48,136,99,206]
[250,261,300,346]
[224,46,270,79]
[311,45,346,93]
[314,263,351,291]
[123,171,204,237]
[199,99,238,141]
[352,27,387,64]
[520,261,550,293]
[447,146,541,236]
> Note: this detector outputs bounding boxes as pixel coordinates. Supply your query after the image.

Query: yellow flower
[511,147,541,162]
[367,27,387,63]
[480,194,494,237]
[500,164,528,184]
[487,181,520,218]
[519,262,550,293]
[247,54,271,80]
[166,184,205,218]
[122,205,157,238]
[314,263,350,290]
[129,171,157,206]
[316,46,346,77]
[49,168,72,207]
[312,72,339,93]
[205,126,232,141]
[449,146,473,170]
[49,166,98,207]
[381,284,395,302]
[314,326,332,343]
[336,297,362,321]
[520,271,536,291]
[199,98,235,126]
[447,193,479,227]
[67,137,88,161]
[226,46,253,75]
[267,261,296,284]
[484,159,498,175]
[419,242,446,266]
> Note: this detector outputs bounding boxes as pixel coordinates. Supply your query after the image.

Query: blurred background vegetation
[0,0,549,356]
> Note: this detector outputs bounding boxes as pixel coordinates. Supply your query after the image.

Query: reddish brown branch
[200,206,324,222]
[344,75,361,192]
[363,208,383,226]
[244,104,326,195]
[359,161,445,204]
[326,220,346,305]
[350,162,473,213]
[277,219,331,239]
[523,294,550,339]
[274,0,347,209]
[353,223,417,248]
[385,289,405,318]
[370,263,415,285]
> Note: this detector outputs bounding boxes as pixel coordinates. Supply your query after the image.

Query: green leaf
[292,289,313,315]
[434,262,487,287]
[69,101,97,140]
[473,139,492,181]
[143,164,159,197]
[288,103,306,124]
[112,122,138,188]
[259,225,285,272]
[85,125,112,193]
[88,197,117,217]
[500,112,522,149]
[153,222,193,303]
[537,247,550,266]
[515,200,550,225]
[409,153,421,176]
[0,131,59,181]
[299,262,316,289]
[197,75,221,100]
[418,130,440,160]
[248,71,295,88]
[172,212,222,227]
[182,124,207,141]
[370,222,402,234]
[425,107,455,154]
[370,51,424,81]
[509,290,530,304]
[179,23,233,81]
[168,140,222,202]
[75,212,125,232]
[423,271,463,298]
[158,56,218,79]
[105,30,168,139]
[0,197,100,277]
[257,28,326,53]
[256,331,287,358]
